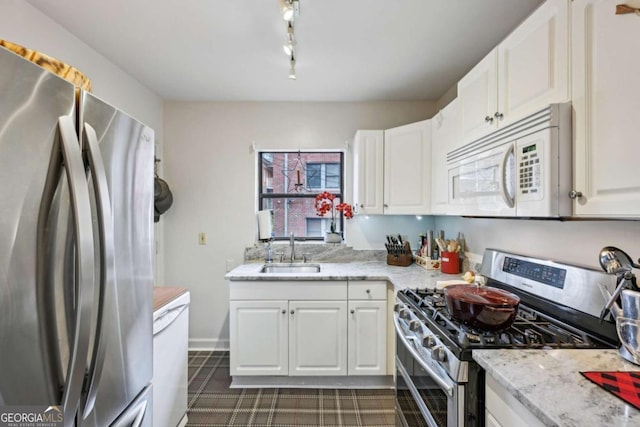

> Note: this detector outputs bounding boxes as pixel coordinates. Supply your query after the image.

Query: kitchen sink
[260,263,321,274]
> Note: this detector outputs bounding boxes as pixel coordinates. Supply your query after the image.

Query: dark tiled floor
[186,351,396,427]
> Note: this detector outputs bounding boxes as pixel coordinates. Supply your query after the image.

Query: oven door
[394,316,464,427]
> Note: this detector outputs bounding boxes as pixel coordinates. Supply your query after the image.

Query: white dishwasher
[153,290,190,427]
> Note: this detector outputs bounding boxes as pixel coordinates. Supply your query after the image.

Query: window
[258,151,345,240]
[306,163,340,190]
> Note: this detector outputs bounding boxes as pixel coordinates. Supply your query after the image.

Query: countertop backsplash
[245,242,386,263]
[244,242,482,274]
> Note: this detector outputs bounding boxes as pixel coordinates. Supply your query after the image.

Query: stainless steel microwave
[446,103,572,218]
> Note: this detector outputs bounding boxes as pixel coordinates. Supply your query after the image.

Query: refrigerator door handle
[81,123,115,418]
[58,116,96,427]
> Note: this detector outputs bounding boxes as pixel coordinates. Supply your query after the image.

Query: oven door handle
[394,314,455,397]
[396,356,442,427]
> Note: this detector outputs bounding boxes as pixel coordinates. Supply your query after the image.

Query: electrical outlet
[198,232,206,245]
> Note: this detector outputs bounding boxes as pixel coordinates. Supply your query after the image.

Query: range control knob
[399,309,411,320]
[422,335,436,348]
[409,320,422,332]
[432,345,447,363]
[393,303,403,312]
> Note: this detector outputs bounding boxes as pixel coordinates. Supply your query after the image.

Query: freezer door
[78,91,155,427]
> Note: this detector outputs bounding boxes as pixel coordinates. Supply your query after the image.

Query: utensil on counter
[599,246,640,273]
[443,284,520,331]
[385,233,412,266]
[598,246,640,322]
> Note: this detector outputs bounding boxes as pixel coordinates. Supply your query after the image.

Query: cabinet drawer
[230,281,347,300]
[348,281,387,300]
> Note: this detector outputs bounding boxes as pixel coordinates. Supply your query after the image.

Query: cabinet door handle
[484,115,494,124]
[282,309,286,314]
[290,310,295,315]
[366,289,371,294]
[384,204,389,208]
[569,190,583,200]
[350,309,355,314]
[494,112,504,121]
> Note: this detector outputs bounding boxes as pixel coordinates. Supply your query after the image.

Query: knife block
[386,242,413,267]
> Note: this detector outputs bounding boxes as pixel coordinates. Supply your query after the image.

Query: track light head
[288,56,296,80]
[280,0,299,22]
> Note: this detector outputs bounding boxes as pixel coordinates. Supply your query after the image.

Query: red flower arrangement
[314,191,353,233]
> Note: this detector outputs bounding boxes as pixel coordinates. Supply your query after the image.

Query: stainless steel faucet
[290,232,295,262]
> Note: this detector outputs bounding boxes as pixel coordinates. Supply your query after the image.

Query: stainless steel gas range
[394,248,621,427]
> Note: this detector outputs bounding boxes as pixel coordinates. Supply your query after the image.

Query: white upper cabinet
[353,120,431,216]
[571,0,640,217]
[430,99,460,215]
[458,50,499,142]
[383,120,431,215]
[458,0,570,144]
[353,130,384,215]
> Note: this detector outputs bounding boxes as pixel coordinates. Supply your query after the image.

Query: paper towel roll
[257,210,273,240]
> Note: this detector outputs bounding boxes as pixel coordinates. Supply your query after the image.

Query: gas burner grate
[398,287,602,351]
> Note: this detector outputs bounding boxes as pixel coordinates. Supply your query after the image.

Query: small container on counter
[441,251,460,274]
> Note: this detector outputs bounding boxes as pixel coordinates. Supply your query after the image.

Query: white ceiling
[27,0,544,102]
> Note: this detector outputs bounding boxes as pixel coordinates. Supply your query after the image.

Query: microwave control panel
[517,142,542,200]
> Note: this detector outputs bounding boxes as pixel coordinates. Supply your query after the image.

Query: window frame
[258,150,345,241]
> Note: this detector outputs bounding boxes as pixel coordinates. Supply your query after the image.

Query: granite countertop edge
[473,349,640,427]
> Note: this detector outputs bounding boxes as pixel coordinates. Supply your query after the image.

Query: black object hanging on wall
[154,158,173,222]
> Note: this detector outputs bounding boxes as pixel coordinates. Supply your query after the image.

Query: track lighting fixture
[279,0,300,79]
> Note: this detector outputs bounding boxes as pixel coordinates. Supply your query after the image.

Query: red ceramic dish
[443,284,521,331]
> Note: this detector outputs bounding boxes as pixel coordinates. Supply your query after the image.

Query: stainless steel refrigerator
[0,46,154,426]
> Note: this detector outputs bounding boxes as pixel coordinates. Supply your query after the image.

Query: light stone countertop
[225,260,461,290]
[473,349,640,427]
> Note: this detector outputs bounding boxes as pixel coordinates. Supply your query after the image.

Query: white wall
[0,0,166,283]
[435,216,640,271]
[162,101,436,349]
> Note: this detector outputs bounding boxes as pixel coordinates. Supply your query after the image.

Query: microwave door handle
[499,144,515,208]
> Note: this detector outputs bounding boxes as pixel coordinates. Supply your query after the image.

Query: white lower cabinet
[289,300,347,376]
[229,280,388,378]
[347,300,386,375]
[229,300,288,376]
[485,374,544,427]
